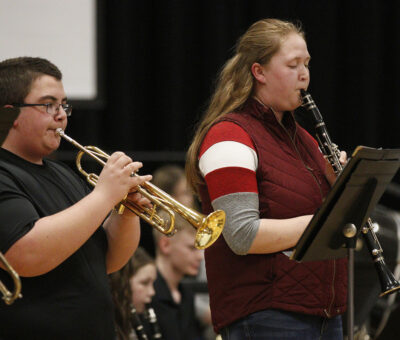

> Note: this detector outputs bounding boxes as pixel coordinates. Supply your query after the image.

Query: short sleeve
[0,173,39,253]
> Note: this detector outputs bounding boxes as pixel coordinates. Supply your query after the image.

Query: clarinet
[144,304,163,340]
[300,89,400,297]
[130,305,149,340]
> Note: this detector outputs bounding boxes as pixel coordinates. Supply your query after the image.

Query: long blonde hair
[185,18,305,194]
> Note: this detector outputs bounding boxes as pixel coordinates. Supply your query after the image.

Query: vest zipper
[324,259,336,317]
[280,120,336,315]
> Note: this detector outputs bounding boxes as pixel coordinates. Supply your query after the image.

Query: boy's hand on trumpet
[95,152,152,208]
[127,192,153,209]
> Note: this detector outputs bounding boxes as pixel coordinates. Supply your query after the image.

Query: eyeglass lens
[47,103,72,116]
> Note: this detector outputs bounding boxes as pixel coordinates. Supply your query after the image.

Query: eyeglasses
[13,103,72,117]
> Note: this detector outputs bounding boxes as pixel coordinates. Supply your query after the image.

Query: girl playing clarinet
[110,247,161,340]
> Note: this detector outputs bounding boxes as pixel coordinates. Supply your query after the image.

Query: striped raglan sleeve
[199,121,260,255]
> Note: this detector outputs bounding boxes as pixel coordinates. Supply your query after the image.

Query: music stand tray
[290,146,400,340]
[291,146,400,262]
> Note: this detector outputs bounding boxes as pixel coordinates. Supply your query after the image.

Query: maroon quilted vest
[199,98,347,333]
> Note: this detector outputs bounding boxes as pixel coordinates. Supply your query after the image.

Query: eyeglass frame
[12,103,73,117]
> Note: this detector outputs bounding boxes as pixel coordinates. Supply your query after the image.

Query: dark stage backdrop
[60,0,400,171]
[56,0,400,266]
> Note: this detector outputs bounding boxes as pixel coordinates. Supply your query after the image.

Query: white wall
[0,0,97,100]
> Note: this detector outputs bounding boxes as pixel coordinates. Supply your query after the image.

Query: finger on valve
[339,150,347,166]
[128,192,153,209]
[130,173,152,189]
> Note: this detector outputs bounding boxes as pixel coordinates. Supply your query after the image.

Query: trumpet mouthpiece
[55,128,64,137]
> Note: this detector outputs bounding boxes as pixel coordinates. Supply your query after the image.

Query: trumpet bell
[195,210,225,249]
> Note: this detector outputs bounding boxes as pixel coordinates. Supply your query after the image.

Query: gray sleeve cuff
[212,192,260,255]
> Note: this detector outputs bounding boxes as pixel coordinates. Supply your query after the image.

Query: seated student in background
[152,164,214,339]
[110,246,158,340]
[152,164,195,208]
[151,212,204,340]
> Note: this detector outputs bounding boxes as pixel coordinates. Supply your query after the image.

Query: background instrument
[300,89,400,297]
[56,128,225,250]
[130,305,149,340]
[0,252,22,305]
[130,304,163,340]
[144,304,163,340]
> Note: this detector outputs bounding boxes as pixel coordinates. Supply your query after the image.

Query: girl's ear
[251,62,267,84]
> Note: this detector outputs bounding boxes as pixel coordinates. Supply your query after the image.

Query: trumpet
[55,128,225,250]
[0,251,22,305]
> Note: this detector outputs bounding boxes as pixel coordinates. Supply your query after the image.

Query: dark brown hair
[0,57,62,107]
[152,164,185,196]
[109,247,155,340]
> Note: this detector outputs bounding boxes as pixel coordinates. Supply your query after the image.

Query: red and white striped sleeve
[198,121,261,255]
[199,121,258,200]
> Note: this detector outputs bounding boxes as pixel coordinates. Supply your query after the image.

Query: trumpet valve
[114,203,125,215]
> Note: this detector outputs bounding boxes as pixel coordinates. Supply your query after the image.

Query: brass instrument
[55,128,225,250]
[301,89,400,297]
[0,252,22,305]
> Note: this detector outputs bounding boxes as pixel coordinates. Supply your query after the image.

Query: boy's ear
[158,236,172,255]
[0,106,20,144]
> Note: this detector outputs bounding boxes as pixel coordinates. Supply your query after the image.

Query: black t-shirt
[0,148,115,340]
[151,271,203,340]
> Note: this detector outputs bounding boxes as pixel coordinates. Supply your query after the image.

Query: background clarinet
[144,304,163,340]
[130,305,149,340]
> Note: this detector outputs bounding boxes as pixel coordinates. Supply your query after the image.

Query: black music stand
[290,146,400,340]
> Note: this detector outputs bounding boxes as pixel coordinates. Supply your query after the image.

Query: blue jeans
[220,309,343,340]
